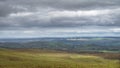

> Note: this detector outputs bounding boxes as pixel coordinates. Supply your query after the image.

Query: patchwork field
[0,49,119,68]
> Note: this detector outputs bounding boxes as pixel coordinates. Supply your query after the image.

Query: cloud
[0,4,13,17]
[0,0,120,17]
[6,0,120,10]
[0,0,120,37]
[49,10,110,17]
[0,8,120,30]
[0,27,120,38]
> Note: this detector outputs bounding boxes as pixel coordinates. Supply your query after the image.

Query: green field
[0,49,119,68]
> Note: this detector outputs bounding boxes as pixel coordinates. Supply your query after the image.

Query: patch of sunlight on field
[0,49,119,68]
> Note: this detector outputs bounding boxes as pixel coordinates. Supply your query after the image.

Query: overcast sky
[0,0,120,38]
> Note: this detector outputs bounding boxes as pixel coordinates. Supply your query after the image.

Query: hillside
[0,49,119,68]
[0,37,120,53]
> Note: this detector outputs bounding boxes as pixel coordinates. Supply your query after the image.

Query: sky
[0,0,120,38]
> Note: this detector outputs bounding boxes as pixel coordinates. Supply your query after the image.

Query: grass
[0,48,119,68]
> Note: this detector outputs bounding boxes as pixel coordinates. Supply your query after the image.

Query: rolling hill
[0,49,119,68]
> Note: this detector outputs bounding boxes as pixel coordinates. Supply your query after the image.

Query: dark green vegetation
[0,41,120,53]
[0,37,120,53]
[0,49,119,68]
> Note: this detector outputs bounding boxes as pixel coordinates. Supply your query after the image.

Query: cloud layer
[0,0,120,37]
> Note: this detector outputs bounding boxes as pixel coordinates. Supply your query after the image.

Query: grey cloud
[0,4,13,17]
[1,0,120,11]
[0,0,120,17]
[0,13,119,30]
[8,0,120,10]
[0,0,6,2]
[0,0,120,30]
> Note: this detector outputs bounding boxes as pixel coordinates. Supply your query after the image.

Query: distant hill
[0,37,120,53]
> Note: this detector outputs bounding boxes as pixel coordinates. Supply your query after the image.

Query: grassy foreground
[0,49,119,68]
